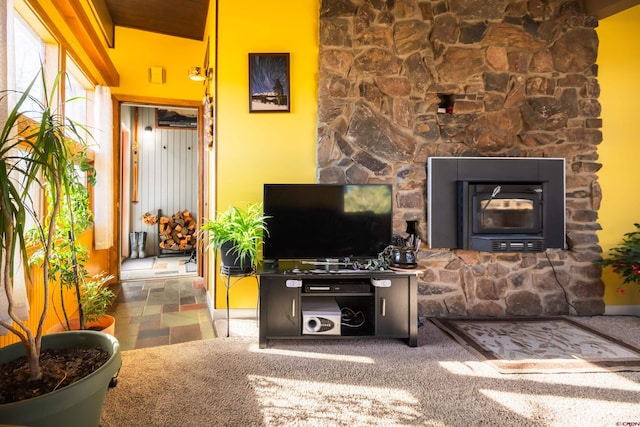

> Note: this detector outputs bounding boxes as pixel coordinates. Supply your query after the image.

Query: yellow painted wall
[597,5,640,312]
[108,27,204,101]
[210,0,319,307]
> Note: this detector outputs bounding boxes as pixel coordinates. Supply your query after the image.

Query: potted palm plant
[0,69,120,426]
[200,203,269,273]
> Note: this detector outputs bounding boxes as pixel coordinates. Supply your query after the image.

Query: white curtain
[0,0,29,336]
[0,247,30,335]
[0,0,11,121]
[93,85,114,250]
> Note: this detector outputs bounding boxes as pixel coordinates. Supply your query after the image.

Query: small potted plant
[200,203,269,272]
[27,174,116,335]
[45,273,116,335]
[598,223,640,294]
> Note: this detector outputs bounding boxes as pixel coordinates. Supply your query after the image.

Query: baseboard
[206,290,215,320]
[605,305,640,316]
[205,291,256,321]
[212,308,257,320]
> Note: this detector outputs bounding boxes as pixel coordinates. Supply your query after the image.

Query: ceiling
[99,0,210,42]
[90,0,637,45]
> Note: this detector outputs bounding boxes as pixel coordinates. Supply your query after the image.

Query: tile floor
[109,276,215,351]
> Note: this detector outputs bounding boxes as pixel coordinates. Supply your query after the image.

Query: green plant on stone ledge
[598,222,640,294]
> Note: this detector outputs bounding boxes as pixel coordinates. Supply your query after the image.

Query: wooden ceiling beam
[584,0,640,18]
[26,0,119,87]
[51,0,119,86]
[87,0,115,48]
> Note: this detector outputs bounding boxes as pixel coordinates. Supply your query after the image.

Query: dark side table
[220,265,259,337]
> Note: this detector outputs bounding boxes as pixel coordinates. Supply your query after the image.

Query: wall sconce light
[188,66,212,82]
[143,126,153,144]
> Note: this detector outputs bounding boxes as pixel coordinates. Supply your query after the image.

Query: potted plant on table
[598,223,640,294]
[0,69,120,426]
[200,203,269,273]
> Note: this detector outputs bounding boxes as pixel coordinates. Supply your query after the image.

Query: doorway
[117,102,205,280]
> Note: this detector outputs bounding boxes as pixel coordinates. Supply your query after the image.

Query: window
[8,147,42,232]
[64,67,88,142]
[11,14,46,229]
[10,11,97,228]
[13,13,44,115]
[9,3,103,248]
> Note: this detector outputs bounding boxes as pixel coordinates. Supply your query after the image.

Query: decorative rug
[120,256,197,280]
[153,257,200,276]
[185,261,197,273]
[152,260,179,275]
[120,257,155,271]
[431,317,640,374]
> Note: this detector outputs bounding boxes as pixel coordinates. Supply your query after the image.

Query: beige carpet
[213,319,259,338]
[100,316,640,426]
[431,317,640,374]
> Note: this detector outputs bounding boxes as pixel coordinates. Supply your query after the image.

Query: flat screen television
[262,184,393,261]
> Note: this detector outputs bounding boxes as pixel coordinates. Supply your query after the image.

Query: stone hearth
[316,0,604,317]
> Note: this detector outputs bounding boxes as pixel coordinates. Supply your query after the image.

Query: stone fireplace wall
[316,0,605,316]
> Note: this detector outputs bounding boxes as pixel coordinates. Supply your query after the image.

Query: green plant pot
[0,330,121,427]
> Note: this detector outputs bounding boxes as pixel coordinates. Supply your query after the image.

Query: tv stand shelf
[258,270,418,348]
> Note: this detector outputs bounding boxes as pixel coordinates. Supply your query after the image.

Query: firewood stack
[158,210,197,251]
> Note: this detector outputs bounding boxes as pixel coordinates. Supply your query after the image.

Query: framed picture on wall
[249,53,290,113]
[156,108,198,129]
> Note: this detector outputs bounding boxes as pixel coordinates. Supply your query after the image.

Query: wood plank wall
[127,106,198,257]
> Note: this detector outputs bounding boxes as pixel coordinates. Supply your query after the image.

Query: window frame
[10,6,97,241]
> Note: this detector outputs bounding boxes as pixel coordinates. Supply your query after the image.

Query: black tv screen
[263,184,393,260]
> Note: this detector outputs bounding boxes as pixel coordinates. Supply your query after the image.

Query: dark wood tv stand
[258,268,418,348]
